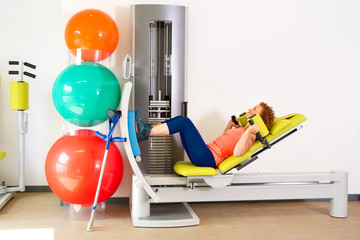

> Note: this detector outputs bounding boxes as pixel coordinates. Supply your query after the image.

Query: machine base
[132,202,199,228]
[0,192,14,210]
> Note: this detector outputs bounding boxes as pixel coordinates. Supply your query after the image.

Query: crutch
[87,108,126,231]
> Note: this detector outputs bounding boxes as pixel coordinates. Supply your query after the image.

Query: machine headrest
[270,113,299,135]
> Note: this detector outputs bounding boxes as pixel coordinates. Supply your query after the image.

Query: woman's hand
[247,123,259,135]
[225,118,239,131]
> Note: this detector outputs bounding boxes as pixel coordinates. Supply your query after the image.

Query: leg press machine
[119,82,348,228]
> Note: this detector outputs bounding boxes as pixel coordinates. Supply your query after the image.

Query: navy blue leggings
[165,116,216,168]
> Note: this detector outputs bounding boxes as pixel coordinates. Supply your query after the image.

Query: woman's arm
[233,124,259,157]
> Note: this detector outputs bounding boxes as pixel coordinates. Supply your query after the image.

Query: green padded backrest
[218,113,306,173]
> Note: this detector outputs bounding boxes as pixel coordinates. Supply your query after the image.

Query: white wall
[0,0,65,186]
[1,0,359,195]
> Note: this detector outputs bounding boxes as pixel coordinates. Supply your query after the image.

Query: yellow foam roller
[250,114,269,137]
[238,112,248,127]
[10,82,29,110]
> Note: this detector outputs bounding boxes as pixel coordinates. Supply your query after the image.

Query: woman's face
[246,104,263,118]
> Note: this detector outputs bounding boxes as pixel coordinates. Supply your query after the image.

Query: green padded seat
[174,160,218,176]
[174,113,307,177]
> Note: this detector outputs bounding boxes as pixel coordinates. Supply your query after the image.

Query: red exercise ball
[65,9,119,62]
[45,129,123,205]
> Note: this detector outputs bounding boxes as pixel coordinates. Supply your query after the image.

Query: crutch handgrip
[95,131,107,141]
[112,137,126,142]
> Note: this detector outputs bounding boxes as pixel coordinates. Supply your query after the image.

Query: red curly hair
[259,102,275,130]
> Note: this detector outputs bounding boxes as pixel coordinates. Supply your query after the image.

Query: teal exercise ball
[52,62,121,127]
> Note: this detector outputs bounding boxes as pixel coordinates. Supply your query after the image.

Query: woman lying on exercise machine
[136,102,275,168]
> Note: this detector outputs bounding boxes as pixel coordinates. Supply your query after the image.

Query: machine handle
[122,54,132,79]
[24,72,36,79]
[9,61,36,69]
[231,115,239,125]
[248,116,271,148]
[248,114,271,149]
[264,138,271,148]
[248,118,263,142]
[9,61,36,79]
[231,112,248,126]
[182,102,188,117]
[24,62,36,69]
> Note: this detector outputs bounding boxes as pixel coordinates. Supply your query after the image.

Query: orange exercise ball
[45,129,123,205]
[65,9,119,62]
